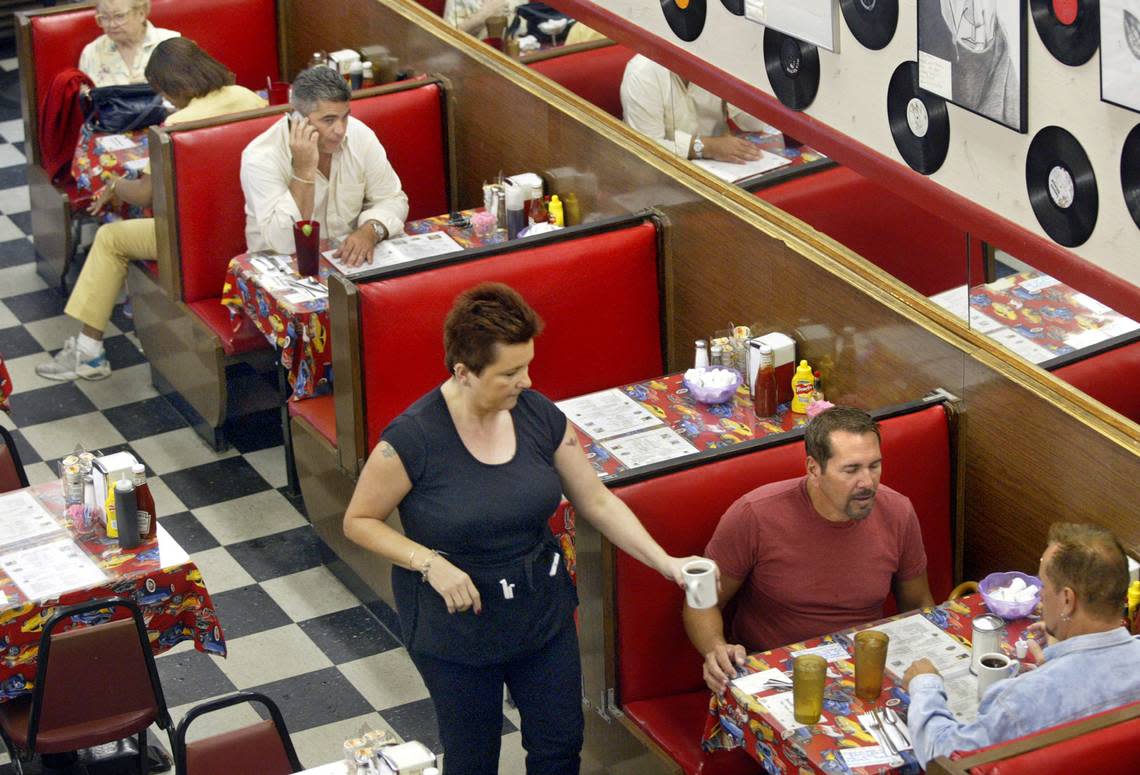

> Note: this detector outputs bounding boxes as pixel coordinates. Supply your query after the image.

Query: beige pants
[64,218,156,332]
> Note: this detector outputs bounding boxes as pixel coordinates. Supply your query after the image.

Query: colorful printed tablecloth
[738,131,829,182]
[928,270,1140,364]
[70,125,152,221]
[702,594,1033,774]
[0,483,226,702]
[221,253,334,401]
[220,210,502,400]
[0,354,11,413]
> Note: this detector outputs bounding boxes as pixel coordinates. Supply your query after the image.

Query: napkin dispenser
[749,332,795,405]
[91,451,140,535]
[378,741,436,774]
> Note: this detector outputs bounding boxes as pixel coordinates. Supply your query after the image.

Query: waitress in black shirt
[344,282,701,775]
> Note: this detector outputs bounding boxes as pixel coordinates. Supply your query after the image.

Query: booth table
[220,209,502,401]
[702,594,1033,774]
[928,270,1140,365]
[0,483,226,702]
[559,372,805,480]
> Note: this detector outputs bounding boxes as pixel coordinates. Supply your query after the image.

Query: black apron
[394,533,578,666]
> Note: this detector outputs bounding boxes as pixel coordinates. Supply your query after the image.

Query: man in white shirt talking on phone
[240,66,408,266]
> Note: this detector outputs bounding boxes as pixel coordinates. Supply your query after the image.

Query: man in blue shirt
[903,522,1140,767]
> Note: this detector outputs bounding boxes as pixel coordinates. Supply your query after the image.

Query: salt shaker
[970,614,1004,674]
[694,340,709,370]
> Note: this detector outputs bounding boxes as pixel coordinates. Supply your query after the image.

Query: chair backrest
[757,166,983,297]
[175,691,302,775]
[18,0,281,165]
[610,401,957,706]
[31,598,170,753]
[525,41,637,119]
[156,79,452,303]
[0,426,29,493]
[928,700,1140,775]
[351,217,664,451]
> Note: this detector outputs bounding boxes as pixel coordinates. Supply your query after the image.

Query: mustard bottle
[790,359,815,414]
[548,195,564,226]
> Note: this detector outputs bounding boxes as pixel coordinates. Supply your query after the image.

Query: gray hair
[290,66,350,115]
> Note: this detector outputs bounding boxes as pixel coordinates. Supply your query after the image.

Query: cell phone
[288,110,305,126]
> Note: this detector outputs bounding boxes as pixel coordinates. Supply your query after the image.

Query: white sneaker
[35,337,112,382]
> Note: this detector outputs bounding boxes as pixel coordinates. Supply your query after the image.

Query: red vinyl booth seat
[356,221,663,447]
[527,43,636,119]
[609,403,955,774]
[947,700,1140,775]
[169,82,450,306]
[29,0,279,129]
[287,394,336,445]
[1052,339,1140,424]
[758,166,982,297]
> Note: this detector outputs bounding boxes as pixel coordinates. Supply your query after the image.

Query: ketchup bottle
[131,463,157,540]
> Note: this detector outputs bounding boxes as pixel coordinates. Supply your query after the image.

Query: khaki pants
[64,218,156,332]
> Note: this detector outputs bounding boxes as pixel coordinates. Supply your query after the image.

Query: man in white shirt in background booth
[620,54,778,164]
[240,66,408,266]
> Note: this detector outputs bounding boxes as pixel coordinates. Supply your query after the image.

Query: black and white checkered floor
[0,53,526,774]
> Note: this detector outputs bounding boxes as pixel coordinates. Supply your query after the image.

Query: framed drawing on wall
[917,0,1028,132]
[1101,0,1140,113]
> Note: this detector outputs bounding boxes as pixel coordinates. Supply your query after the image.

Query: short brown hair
[444,283,543,375]
[1044,522,1129,619]
[144,38,234,104]
[804,406,880,470]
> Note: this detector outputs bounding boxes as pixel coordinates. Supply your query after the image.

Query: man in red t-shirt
[684,406,935,694]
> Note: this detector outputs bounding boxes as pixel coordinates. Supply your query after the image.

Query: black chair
[0,425,29,493]
[173,692,302,775]
[0,598,174,774]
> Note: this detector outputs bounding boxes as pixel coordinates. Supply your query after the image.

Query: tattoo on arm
[378,441,398,458]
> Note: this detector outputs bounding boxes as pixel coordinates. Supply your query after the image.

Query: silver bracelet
[291,173,315,185]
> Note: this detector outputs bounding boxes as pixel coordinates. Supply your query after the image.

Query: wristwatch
[369,220,388,242]
[693,135,705,160]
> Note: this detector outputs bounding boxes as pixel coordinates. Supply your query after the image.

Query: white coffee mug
[975,652,1019,700]
[682,559,718,609]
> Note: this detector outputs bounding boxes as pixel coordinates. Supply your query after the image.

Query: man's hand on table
[902,657,941,690]
[704,642,747,695]
[333,224,379,267]
[702,135,765,164]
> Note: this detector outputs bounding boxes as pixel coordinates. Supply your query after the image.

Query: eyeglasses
[94,9,138,27]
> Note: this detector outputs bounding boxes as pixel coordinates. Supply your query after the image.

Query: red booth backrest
[1052,340,1140,424]
[963,701,1140,775]
[170,83,449,303]
[759,166,981,297]
[416,0,445,15]
[528,44,636,119]
[357,222,663,447]
[29,0,279,118]
[611,403,954,705]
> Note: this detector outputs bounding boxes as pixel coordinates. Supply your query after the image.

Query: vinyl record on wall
[1026,126,1099,246]
[720,0,745,16]
[1030,0,1100,66]
[1122,124,1140,229]
[763,29,820,110]
[887,61,950,174]
[661,0,707,42]
[839,0,899,50]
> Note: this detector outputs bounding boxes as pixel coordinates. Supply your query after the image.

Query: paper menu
[790,642,851,663]
[0,490,66,551]
[555,389,662,441]
[96,134,138,152]
[755,690,807,731]
[693,149,792,184]
[323,231,464,277]
[731,667,790,695]
[0,537,107,601]
[859,613,973,681]
[601,427,698,469]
